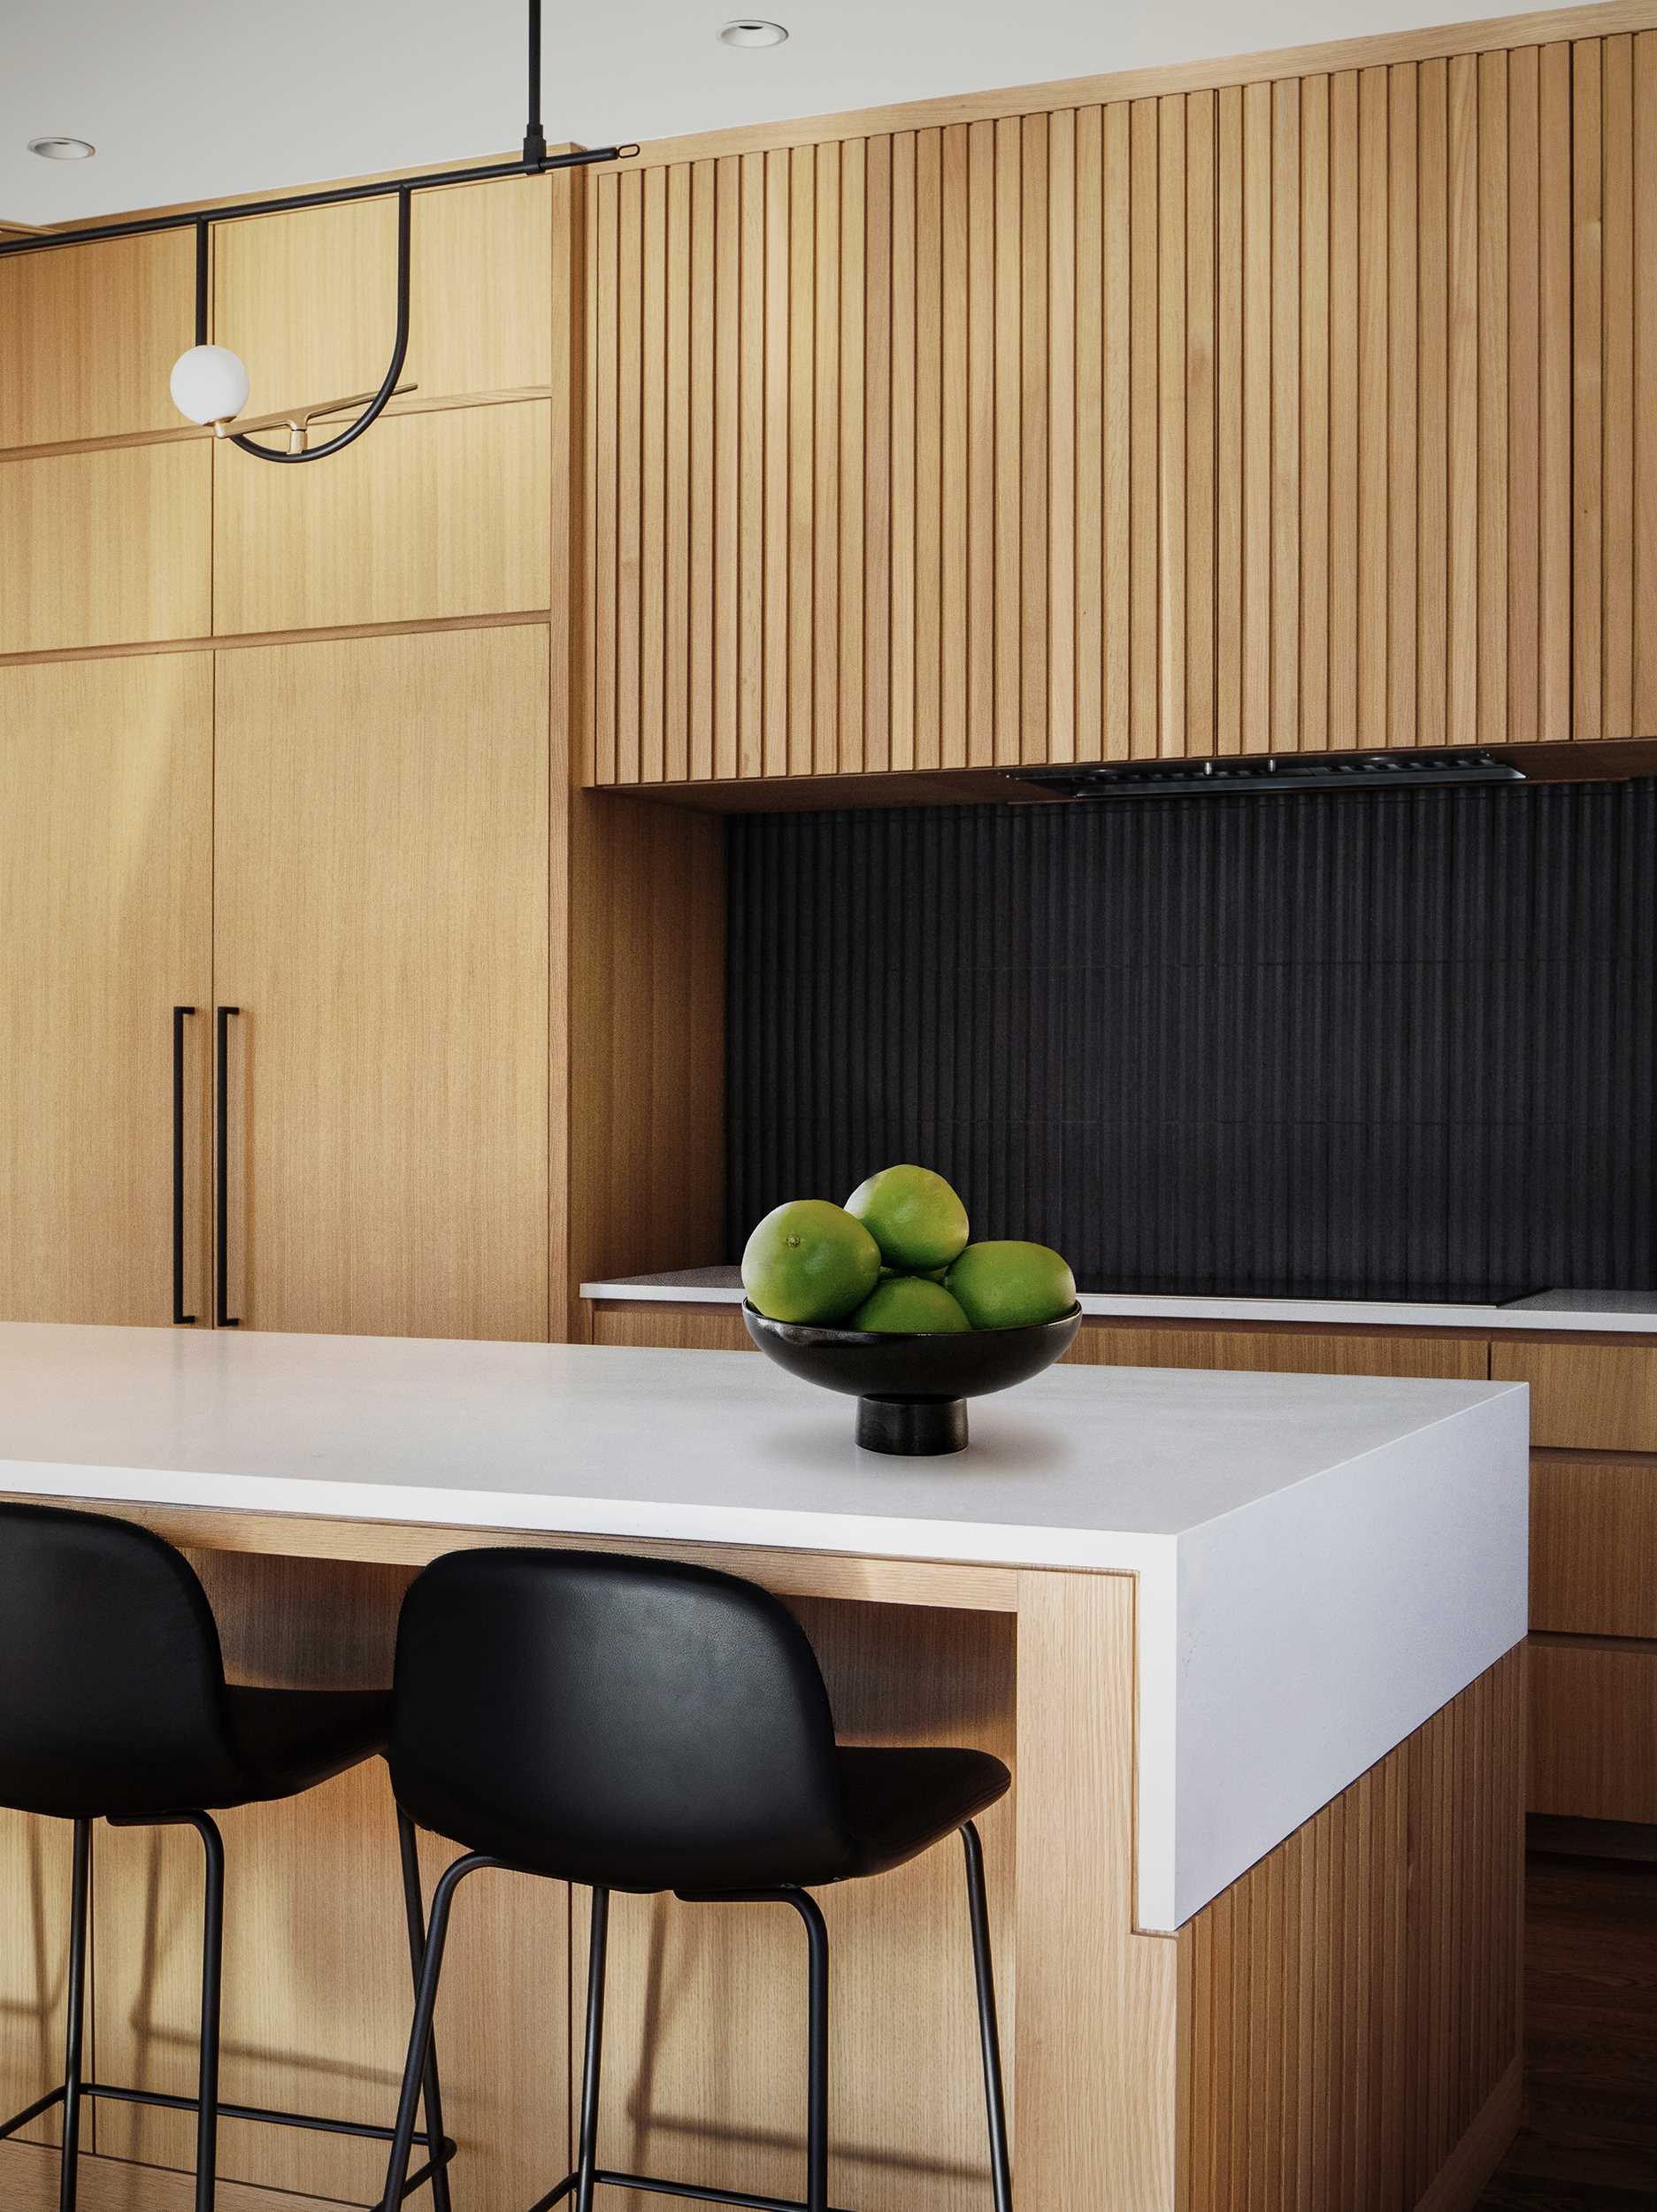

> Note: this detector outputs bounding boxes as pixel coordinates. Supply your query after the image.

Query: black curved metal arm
[228,186,412,465]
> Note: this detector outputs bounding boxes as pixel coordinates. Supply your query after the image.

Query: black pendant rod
[525,0,548,168]
[0,0,633,263]
[0,142,628,261]
[0,143,633,261]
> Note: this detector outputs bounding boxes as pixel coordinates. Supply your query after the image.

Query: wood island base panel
[0,1325,1526,2212]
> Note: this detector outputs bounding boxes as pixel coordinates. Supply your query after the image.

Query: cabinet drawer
[1067,1321,1487,1381]
[589,1302,752,1352]
[1493,1338,1657,1451]
[1531,1457,1657,1637]
[1530,1635,1657,1823]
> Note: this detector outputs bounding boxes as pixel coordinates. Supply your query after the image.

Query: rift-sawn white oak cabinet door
[211,623,550,1340]
[0,655,212,1325]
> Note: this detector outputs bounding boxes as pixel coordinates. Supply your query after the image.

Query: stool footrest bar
[0,2085,66,2143]
[81,2081,451,2155]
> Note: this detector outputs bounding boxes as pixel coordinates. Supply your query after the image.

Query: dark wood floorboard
[1474,1847,1657,2210]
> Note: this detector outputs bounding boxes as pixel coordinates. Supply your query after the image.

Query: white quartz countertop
[581,1265,1657,1333]
[0,1322,1529,1931]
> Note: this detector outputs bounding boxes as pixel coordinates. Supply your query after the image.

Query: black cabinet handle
[215,1006,242,1328]
[172,1007,196,1325]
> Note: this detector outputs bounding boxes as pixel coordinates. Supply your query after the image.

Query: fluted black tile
[725,781,1657,1301]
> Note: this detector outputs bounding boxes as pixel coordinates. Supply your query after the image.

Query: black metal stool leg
[395,1809,454,2212]
[780,1888,830,2212]
[960,1823,1012,2212]
[191,1814,226,2212]
[380,1851,495,2212]
[574,1889,610,2212]
[57,1818,92,2212]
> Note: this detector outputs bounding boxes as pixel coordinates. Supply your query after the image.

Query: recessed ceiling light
[28,135,96,161]
[719,19,788,47]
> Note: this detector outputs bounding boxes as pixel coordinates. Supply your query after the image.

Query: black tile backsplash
[724,780,1657,1301]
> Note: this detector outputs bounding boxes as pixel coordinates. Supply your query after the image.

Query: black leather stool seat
[0,1502,390,1822]
[833,1746,1009,1879]
[218,1686,392,1809]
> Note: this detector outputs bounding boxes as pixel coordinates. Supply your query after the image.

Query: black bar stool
[379,1547,1015,2212]
[0,1500,455,2212]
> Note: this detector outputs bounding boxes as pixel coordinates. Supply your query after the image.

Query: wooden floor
[1474,1829,1657,2209]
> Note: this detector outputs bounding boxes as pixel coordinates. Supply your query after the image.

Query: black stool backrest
[0,1501,242,1819]
[389,1548,855,1892]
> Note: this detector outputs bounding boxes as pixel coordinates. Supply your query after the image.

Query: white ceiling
[3,0,1563,228]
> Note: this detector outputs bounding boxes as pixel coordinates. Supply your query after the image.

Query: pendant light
[3,1,635,464]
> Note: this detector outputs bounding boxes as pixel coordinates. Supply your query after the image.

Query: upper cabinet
[0,177,563,654]
[211,176,555,422]
[211,397,552,634]
[0,229,196,449]
[585,29,1657,787]
[0,441,211,653]
[205,175,559,637]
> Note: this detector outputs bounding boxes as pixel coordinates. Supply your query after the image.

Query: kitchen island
[0,1323,1527,2212]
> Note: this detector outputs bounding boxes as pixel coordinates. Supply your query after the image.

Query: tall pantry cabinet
[0,626,551,1340]
[0,657,212,1326]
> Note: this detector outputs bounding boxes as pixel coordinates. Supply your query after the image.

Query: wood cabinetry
[0,229,196,449]
[590,1301,752,1350]
[586,25,1657,787]
[1531,1455,1657,1636]
[212,626,551,1340]
[1529,1636,1657,1822]
[0,441,211,654]
[0,657,212,1326]
[1493,1334,1657,1450]
[1066,1320,1489,1379]
[211,176,555,422]
[1498,1334,1657,1822]
[211,400,552,636]
[587,1303,1493,1379]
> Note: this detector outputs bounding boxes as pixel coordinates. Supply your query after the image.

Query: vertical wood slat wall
[586,30,1657,787]
[1178,1647,1524,2212]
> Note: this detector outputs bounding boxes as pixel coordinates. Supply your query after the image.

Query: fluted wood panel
[1178,1647,1524,2212]
[587,30,1657,786]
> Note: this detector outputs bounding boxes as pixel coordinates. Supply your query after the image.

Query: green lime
[848,1278,972,1333]
[845,1164,970,1272]
[945,1241,1078,1330]
[742,1200,882,1324]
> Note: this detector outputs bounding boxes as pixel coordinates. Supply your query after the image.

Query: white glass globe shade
[169,344,250,427]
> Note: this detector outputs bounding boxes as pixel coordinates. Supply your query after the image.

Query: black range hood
[1003,749,1525,800]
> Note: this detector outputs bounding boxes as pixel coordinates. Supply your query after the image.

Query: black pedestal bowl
[741,1300,1084,1455]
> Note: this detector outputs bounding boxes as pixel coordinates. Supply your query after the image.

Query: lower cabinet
[1494,1336,1657,1454]
[1528,1451,1657,1823]
[590,1302,753,1351]
[1061,1320,1489,1379]
[1529,1638,1657,1824]
[587,1305,1490,1381]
